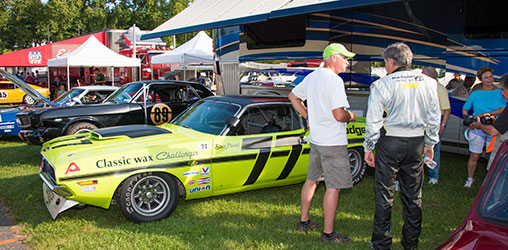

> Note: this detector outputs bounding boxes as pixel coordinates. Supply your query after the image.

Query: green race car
[40,95,366,222]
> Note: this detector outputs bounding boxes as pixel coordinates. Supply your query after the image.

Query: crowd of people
[53,68,108,99]
[15,70,41,85]
[288,42,507,249]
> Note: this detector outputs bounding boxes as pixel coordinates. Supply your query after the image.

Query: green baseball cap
[323,43,355,59]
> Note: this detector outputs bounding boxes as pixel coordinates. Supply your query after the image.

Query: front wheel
[23,95,35,104]
[349,147,366,185]
[118,172,178,223]
[66,122,98,135]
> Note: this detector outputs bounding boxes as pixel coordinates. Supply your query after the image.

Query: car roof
[124,80,213,96]
[73,86,119,90]
[203,95,290,106]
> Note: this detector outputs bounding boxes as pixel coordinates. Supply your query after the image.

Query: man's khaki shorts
[307,143,353,189]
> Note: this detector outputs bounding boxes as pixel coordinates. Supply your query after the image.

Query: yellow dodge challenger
[40,95,367,222]
[0,80,50,104]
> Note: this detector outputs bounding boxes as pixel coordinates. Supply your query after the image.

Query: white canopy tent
[48,36,141,89]
[151,31,213,80]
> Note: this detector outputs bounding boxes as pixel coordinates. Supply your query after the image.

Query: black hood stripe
[51,139,92,149]
[47,135,88,146]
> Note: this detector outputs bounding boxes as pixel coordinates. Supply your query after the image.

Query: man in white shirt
[289,43,356,244]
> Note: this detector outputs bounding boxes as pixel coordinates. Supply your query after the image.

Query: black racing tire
[118,172,178,223]
[66,122,98,135]
[23,95,35,105]
[349,147,366,185]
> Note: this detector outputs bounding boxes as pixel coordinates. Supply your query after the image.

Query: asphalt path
[0,200,27,250]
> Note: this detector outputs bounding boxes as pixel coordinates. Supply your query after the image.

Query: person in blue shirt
[462,67,506,187]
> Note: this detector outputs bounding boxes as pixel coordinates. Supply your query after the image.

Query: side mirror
[225,115,240,127]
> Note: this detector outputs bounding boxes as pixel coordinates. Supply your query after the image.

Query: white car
[53,86,119,106]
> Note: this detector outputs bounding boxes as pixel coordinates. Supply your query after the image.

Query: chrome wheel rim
[25,96,34,104]
[75,128,93,134]
[130,175,170,217]
[349,149,362,177]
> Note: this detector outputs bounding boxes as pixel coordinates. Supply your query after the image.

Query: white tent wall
[151,31,213,80]
[151,31,213,64]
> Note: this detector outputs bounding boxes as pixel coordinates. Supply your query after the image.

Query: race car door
[211,103,309,195]
[141,84,199,125]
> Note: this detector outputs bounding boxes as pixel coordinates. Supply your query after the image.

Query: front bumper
[19,127,60,145]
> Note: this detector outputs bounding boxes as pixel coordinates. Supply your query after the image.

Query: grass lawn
[0,135,486,250]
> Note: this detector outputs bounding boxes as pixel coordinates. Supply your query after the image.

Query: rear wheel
[349,147,366,185]
[23,95,35,104]
[118,172,178,223]
[66,122,98,135]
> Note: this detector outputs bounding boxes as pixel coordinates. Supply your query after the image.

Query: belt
[384,126,425,137]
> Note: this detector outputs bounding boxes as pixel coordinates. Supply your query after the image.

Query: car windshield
[53,89,85,105]
[479,153,508,225]
[172,100,240,135]
[104,83,143,103]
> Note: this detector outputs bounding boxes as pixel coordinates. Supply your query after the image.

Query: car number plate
[42,183,78,219]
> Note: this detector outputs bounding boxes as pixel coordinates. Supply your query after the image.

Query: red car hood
[437,220,508,249]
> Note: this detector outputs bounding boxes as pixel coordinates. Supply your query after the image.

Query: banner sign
[51,44,80,59]
[28,51,42,64]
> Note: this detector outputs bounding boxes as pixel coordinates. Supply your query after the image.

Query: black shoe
[320,231,350,243]
[297,220,320,232]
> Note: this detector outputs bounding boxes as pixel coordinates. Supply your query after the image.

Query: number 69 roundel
[150,103,172,125]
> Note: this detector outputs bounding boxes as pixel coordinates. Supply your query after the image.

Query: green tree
[0,1,11,53]
[43,0,83,42]
[2,0,45,51]
[0,0,192,53]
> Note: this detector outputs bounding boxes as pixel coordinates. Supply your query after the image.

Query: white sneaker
[428,178,438,185]
[464,178,474,188]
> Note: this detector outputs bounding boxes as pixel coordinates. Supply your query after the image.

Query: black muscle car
[16,80,213,144]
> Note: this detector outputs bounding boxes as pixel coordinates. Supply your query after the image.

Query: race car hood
[0,105,26,114]
[41,124,212,183]
[0,69,52,106]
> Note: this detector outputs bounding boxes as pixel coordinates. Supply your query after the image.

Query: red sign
[65,162,81,175]
[51,44,80,59]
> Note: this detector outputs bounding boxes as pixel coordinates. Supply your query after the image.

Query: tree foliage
[0,0,191,53]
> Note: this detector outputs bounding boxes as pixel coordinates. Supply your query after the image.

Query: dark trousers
[371,135,424,250]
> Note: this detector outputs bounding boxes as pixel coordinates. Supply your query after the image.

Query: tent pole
[67,65,70,90]
[47,67,50,90]
[139,66,141,81]
[112,66,115,86]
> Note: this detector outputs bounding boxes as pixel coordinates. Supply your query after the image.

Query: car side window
[96,91,114,102]
[188,87,200,101]
[136,86,164,103]
[82,90,108,104]
[0,83,14,89]
[481,155,508,221]
[230,104,303,136]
